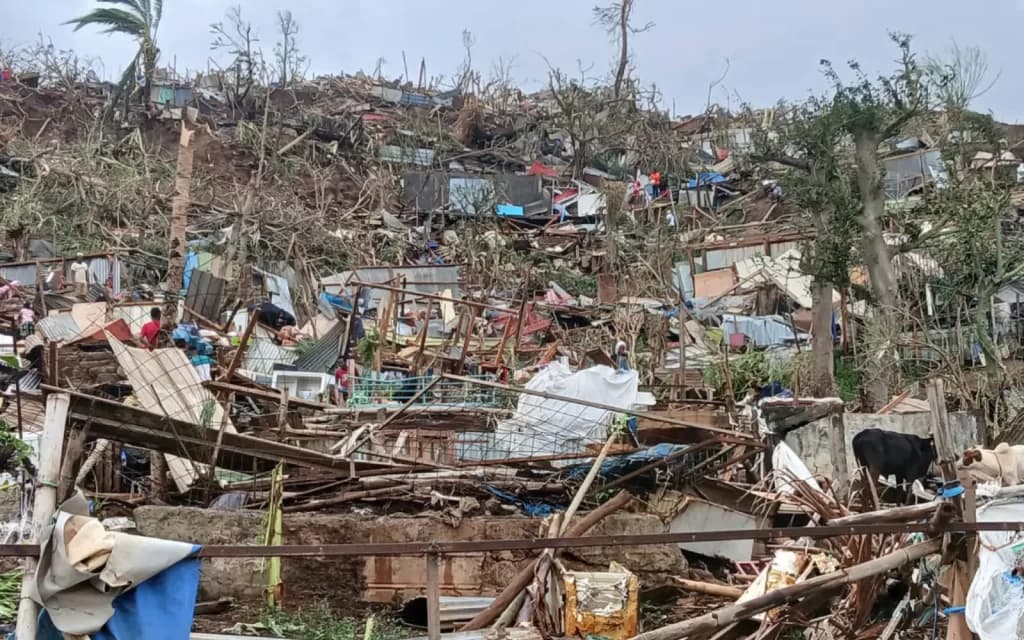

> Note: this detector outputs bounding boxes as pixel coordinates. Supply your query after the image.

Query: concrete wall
[133,507,686,606]
[784,411,983,480]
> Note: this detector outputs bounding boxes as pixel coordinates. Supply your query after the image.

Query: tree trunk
[810,279,835,396]
[612,0,631,99]
[853,129,897,307]
[165,123,195,320]
[853,129,898,410]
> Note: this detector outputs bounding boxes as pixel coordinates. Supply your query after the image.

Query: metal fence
[347,374,498,408]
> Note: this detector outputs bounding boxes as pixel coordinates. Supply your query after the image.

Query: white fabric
[486,362,638,461]
[966,500,1024,639]
[772,441,824,495]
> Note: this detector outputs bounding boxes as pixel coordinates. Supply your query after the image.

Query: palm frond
[103,57,139,120]
[151,0,163,32]
[65,8,146,36]
[97,0,146,17]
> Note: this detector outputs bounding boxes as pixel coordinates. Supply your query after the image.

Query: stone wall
[133,507,686,606]
[56,347,122,388]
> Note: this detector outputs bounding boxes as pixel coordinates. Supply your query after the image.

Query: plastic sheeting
[966,500,1024,639]
[771,441,824,495]
[476,362,638,461]
[722,314,807,347]
[33,493,200,639]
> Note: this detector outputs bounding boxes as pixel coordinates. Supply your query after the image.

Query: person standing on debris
[334,360,350,404]
[614,340,629,372]
[651,171,662,198]
[140,307,162,350]
[18,302,35,338]
[70,253,90,298]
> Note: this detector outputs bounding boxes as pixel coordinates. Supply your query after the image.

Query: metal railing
[347,374,498,408]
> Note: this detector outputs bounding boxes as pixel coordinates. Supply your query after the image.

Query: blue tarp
[321,291,354,313]
[567,443,689,481]
[483,485,560,516]
[495,204,525,217]
[686,173,727,189]
[38,545,202,640]
[182,252,199,292]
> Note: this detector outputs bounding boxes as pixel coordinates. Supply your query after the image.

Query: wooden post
[14,376,23,439]
[963,474,979,580]
[426,552,441,640]
[829,408,849,501]
[927,378,963,521]
[16,392,70,640]
[460,490,633,631]
[415,301,434,374]
[221,311,259,382]
[455,306,480,375]
[927,379,957,482]
[277,388,289,442]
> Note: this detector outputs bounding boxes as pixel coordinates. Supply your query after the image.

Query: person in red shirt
[140,307,162,350]
[334,361,350,404]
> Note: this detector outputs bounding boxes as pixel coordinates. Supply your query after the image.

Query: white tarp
[771,441,824,495]
[966,500,1024,639]
[481,361,638,461]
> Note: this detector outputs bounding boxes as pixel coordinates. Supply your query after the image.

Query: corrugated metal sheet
[321,265,462,312]
[0,265,38,285]
[112,305,153,335]
[0,257,123,294]
[43,293,76,310]
[79,257,121,293]
[184,270,226,322]
[253,268,294,318]
[704,240,802,272]
[379,145,434,166]
[293,320,343,374]
[243,337,298,376]
[109,336,235,492]
[14,370,41,392]
[37,315,82,342]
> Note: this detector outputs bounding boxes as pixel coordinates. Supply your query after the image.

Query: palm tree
[66,0,163,102]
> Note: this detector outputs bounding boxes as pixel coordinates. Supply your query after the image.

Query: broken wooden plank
[44,386,400,476]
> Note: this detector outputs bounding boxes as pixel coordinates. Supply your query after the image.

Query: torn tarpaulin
[483,485,561,516]
[32,493,201,640]
[567,444,689,481]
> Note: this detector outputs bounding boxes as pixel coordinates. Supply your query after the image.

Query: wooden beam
[426,553,441,640]
[42,386,401,476]
[16,392,69,640]
[204,380,334,411]
[632,539,942,640]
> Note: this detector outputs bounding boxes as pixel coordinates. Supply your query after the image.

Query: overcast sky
[4,0,1023,121]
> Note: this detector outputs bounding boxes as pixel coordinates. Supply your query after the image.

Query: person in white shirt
[70,253,89,297]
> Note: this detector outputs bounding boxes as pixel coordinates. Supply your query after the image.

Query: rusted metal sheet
[562,564,639,640]
[184,269,227,323]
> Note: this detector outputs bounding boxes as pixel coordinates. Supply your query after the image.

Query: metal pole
[14,376,22,440]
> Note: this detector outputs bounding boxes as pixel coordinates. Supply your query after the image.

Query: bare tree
[456,29,477,93]
[592,0,653,100]
[210,6,262,115]
[274,10,307,87]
